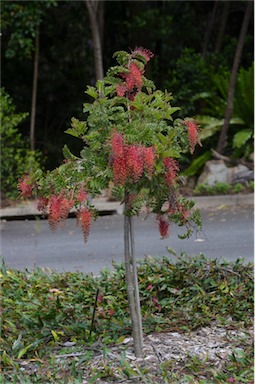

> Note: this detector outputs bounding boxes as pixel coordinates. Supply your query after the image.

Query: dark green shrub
[0,88,42,200]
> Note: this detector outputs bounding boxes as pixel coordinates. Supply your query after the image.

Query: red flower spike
[164,158,179,188]
[126,145,144,182]
[112,156,129,185]
[60,197,73,224]
[110,131,125,158]
[183,120,202,154]
[143,146,155,176]
[17,175,34,198]
[77,188,87,203]
[157,215,170,239]
[48,195,62,231]
[77,208,92,243]
[128,63,143,88]
[47,194,73,231]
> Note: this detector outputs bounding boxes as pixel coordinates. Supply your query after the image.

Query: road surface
[0,205,253,274]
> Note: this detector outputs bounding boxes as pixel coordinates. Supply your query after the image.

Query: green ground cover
[1,254,253,383]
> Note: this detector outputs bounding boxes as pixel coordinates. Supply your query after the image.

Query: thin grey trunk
[124,192,143,357]
[214,1,230,53]
[216,1,253,154]
[85,0,104,80]
[30,27,39,152]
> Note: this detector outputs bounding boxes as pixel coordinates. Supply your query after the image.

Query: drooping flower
[17,175,34,198]
[126,145,144,182]
[110,131,125,158]
[77,207,92,243]
[142,146,155,176]
[112,156,129,185]
[183,120,202,154]
[60,197,74,224]
[164,158,179,188]
[77,188,87,203]
[157,215,170,239]
[48,194,73,231]
[48,194,62,231]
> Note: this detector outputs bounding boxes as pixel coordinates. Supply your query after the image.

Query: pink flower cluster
[183,120,202,154]
[110,131,155,185]
[163,157,179,188]
[157,215,170,239]
[76,208,92,243]
[36,187,92,242]
[116,47,153,100]
[17,175,34,198]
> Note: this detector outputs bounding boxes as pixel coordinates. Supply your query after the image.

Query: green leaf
[85,86,98,99]
[233,129,253,148]
[62,144,79,160]
[182,151,211,176]
[65,117,88,138]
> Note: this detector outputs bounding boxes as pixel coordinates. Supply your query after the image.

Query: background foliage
[0,88,42,199]
[1,0,254,198]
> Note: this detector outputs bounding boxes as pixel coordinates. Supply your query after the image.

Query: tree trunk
[202,0,218,57]
[216,1,253,154]
[124,191,143,357]
[214,1,230,53]
[85,0,104,80]
[30,27,39,152]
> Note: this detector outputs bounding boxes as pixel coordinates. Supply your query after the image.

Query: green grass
[193,181,254,196]
[1,254,254,383]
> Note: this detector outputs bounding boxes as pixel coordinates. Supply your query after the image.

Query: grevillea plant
[18,47,202,357]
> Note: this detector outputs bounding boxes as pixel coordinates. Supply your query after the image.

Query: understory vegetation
[1,254,253,383]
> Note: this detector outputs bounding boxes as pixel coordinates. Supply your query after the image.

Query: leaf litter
[1,253,253,383]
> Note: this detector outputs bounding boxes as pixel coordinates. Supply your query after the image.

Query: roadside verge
[0,193,253,220]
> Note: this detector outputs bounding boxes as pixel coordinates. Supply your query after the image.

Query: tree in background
[1,1,253,176]
[18,48,202,356]
[216,0,253,154]
[85,0,104,80]
[1,0,56,152]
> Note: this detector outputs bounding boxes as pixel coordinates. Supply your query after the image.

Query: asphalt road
[0,205,253,274]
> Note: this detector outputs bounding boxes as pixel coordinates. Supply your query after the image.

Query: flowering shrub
[18,47,201,242]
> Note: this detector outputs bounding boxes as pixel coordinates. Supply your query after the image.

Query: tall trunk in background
[202,0,218,57]
[214,1,230,53]
[85,0,104,80]
[30,27,39,152]
[216,1,253,154]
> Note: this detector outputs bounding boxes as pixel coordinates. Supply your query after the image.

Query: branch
[211,149,254,170]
